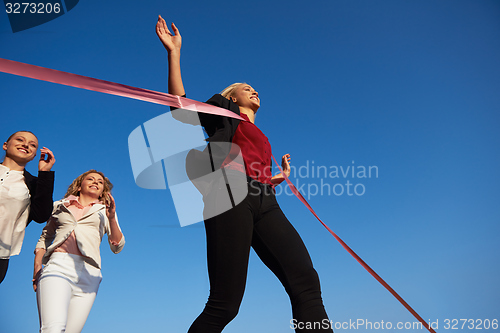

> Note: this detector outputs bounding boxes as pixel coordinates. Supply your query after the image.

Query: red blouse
[221,113,273,185]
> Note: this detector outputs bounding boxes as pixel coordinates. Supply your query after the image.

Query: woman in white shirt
[0,130,55,284]
[33,170,125,333]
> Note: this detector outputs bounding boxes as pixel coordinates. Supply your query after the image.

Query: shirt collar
[0,163,24,174]
[239,113,250,122]
[64,195,102,208]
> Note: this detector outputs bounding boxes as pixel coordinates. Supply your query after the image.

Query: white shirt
[0,164,30,259]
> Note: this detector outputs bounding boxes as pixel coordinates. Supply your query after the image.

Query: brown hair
[64,170,113,206]
[5,130,38,143]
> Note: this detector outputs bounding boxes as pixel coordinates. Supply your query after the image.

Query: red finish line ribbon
[271,155,436,333]
[0,57,436,333]
[0,58,244,121]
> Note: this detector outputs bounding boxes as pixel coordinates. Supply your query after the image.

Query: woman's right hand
[38,147,55,172]
[156,15,182,55]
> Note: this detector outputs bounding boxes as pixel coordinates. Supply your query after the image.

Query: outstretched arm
[156,15,185,97]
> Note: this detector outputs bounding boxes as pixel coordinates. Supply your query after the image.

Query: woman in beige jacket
[33,169,125,333]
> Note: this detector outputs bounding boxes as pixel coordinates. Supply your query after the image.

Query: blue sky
[1,0,499,332]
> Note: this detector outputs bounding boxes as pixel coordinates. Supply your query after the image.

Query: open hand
[106,193,116,220]
[156,15,182,54]
[281,154,291,178]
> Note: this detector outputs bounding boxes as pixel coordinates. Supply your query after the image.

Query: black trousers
[0,258,9,284]
[188,179,332,333]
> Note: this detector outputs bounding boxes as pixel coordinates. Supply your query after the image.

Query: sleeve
[27,171,55,224]
[169,94,187,112]
[202,94,240,137]
[35,216,57,250]
[106,213,125,254]
[170,94,204,126]
[170,94,239,136]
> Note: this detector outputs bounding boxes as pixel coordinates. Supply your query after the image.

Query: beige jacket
[35,199,125,269]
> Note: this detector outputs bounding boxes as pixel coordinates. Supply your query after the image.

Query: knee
[216,303,240,325]
[224,304,240,323]
[204,300,240,327]
[299,266,322,289]
[290,267,323,304]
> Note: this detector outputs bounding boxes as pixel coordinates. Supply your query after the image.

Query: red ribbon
[0,57,436,333]
[0,58,244,121]
[272,155,435,333]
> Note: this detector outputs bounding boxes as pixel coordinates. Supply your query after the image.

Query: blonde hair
[220,83,247,99]
[64,170,113,206]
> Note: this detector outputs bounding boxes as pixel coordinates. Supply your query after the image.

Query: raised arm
[156,15,185,97]
[27,147,55,224]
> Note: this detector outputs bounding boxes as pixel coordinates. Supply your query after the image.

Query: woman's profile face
[3,131,38,164]
[231,84,260,110]
[78,173,105,199]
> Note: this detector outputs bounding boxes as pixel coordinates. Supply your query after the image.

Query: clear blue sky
[1,1,499,332]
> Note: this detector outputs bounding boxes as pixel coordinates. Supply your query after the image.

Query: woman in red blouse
[157,16,332,333]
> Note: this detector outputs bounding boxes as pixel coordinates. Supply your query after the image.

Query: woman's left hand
[106,194,123,246]
[38,147,55,171]
[272,154,292,186]
[106,193,116,221]
[281,154,291,178]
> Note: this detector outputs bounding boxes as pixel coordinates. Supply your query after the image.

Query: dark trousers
[0,258,9,284]
[188,179,332,333]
